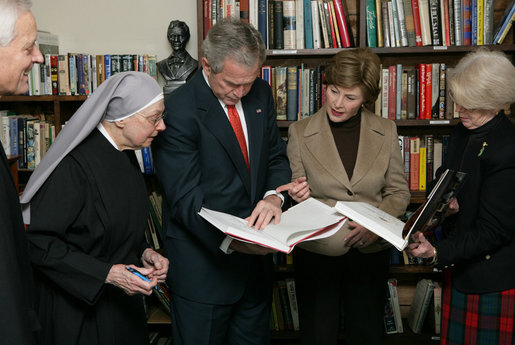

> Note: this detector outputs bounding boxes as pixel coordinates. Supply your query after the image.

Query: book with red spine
[411,0,423,46]
[332,0,351,47]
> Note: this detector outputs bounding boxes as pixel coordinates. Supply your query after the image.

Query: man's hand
[245,194,283,230]
[276,177,310,203]
[105,264,156,296]
[229,239,277,255]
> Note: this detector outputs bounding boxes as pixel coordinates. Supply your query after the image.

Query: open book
[334,169,466,250]
[199,198,347,253]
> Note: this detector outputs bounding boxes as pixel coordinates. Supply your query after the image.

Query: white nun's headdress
[20,71,163,224]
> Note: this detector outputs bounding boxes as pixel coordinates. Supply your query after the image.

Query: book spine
[429,0,441,45]
[286,66,299,121]
[396,0,409,46]
[406,67,417,119]
[476,0,483,45]
[257,0,267,46]
[296,0,305,49]
[462,0,472,45]
[304,0,314,48]
[382,2,391,47]
[104,54,112,80]
[333,0,351,47]
[283,1,297,49]
[410,137,420,191]
[403,0,417,46]
[431,63,439,119]
[396,64,402,120]
[366,0,378,47]
[50,55,59,95]
[471,0,477,45]
[141,146,153,174]
[418,63,426,119]
[388,65,397,120]
[483,0,494,44]
[418,0,432,45]
[273,0,284,49]
[454,0,463,45]
[425,63,432,120]
[375,0,383,47]
[311,0,322,48]
[411,0,424,46]
[391,0,402,47]
[438,64,446,119]
[275,66,288,120]
[381,67,389,118]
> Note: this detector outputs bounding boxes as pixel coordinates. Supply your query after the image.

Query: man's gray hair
[0,0,32,47]
[202,17,266,74]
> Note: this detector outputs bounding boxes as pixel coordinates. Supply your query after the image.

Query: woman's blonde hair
[448,48,515,111]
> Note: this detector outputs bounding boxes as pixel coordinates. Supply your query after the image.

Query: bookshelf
[197,0,514,344]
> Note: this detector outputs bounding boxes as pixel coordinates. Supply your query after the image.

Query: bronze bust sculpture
[157,20,198,94]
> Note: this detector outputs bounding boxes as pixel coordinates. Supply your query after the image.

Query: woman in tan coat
[279,48,410,345]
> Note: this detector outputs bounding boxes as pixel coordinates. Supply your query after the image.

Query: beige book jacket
[287,106,410,255]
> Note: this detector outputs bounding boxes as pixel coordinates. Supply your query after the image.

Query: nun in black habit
[20,71,169,345]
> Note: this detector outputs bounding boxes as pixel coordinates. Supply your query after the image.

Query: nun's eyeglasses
[137,111,166,126]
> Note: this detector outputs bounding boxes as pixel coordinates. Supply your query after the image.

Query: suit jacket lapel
[196,72,251,196]
[304,106,352,190]
[351,110,385,186]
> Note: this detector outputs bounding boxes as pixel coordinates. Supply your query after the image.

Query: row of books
[366,0,510,48]
[271,278,300,331]
[399,134,450,192]
[27,53,158,97]
[378,63,458,121]
[0,111,56,170]
[384,278,442,335]
[202,0,354,50]
[261,64,326,121]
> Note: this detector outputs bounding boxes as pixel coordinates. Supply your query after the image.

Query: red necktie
[227,105,249,169]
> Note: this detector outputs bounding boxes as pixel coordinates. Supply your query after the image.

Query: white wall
[31,0,198,85]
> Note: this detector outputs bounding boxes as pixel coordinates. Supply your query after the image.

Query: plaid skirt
[441,270,515,345]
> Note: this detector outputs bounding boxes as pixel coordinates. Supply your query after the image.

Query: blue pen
[126,266,158,290]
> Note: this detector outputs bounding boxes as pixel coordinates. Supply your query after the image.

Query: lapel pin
[256,109,262,114]
[478,141,488,157]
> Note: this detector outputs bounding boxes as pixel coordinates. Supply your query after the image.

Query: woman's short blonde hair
[323,48,381,105]
[448,48,515,111]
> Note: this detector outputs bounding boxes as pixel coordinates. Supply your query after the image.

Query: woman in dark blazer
[280,48,410,345]
[407,49,515,345]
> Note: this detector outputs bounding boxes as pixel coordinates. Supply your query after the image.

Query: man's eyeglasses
[136,111,166,126]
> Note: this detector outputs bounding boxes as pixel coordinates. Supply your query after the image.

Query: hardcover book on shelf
[199,197,346,254]
[366,0,378,47]
[403,0,417,46]
[411,0,424,46]
[418,0,432,45]
[407,279,435,334]
[384,283,398,334]
[432,281,442,334]
[388,278,403,333]
[304,0,314,48]
[284,278,300,331]
[283,0,296,49]
[334,168,466,251]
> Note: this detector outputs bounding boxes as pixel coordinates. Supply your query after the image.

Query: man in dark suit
[0,1,44,344]
[153,18,291,345]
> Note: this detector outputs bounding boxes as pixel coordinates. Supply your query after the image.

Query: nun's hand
[105,264,156,296]
[141,248,169,283]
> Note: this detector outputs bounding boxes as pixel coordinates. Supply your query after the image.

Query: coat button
[347,190,353,196]
[485,254,491,260]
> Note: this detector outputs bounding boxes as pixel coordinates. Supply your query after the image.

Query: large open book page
[334,169,466,250]
[199,198,346,253]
